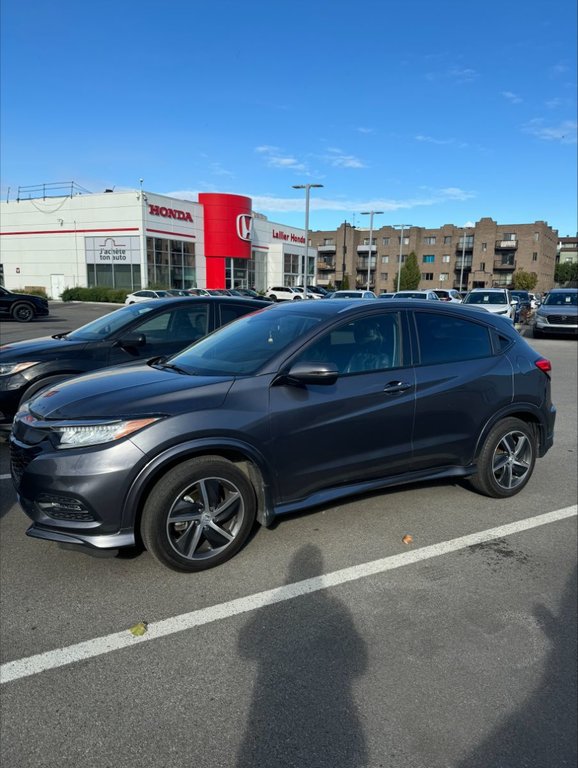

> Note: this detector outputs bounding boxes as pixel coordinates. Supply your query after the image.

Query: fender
[121,436,278,531]
[473,401,550,462]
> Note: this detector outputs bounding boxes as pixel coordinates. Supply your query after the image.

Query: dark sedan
[0,286,49,322]
[0,295,269,423]
[10,299,555,572]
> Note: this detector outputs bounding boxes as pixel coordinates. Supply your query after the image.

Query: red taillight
[535,358,552,373]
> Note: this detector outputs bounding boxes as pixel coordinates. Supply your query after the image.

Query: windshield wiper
[51,332,71,339]
[155,361,189,375]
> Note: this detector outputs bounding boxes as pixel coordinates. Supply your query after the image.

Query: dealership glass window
[87,263,141,290]
[284,252,301,285]
[422,255,435,263]
[415,312,492,364]
[147,237,196,289]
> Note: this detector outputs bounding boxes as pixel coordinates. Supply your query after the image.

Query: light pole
[393,224,412,292]
[360,210,383,290]
[292,183,323,288]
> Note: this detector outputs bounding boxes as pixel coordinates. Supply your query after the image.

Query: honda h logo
[236,213,253,242]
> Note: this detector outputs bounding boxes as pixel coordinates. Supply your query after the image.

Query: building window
[382,237,390,245]
[283,252,301,285]
[147,237,196,289]
[534,232,539,241]
[323,238,334,246]
[532,252,538,261]
[459,236,475,248]
[479,262,486,271]
[423,236,436,245]
[363,237,376,246]
[502,233,517,241]
[381,255,389,263]
[442,254,451,263]
[440,272,450,282]
[444,236,452,244]
[421,272,434,281]
[481,242,487,251]
[380,272,388,280]
[422,255,435,263]
[398,236,410,245]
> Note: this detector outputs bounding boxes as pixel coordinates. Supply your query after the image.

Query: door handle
[383,380,412,394]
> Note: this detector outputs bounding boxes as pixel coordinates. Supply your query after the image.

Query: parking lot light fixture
[393,224,413,292]
[292,184,323,289]
[360,211,383,290]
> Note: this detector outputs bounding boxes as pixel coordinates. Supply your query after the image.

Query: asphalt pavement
[0,303,576,768]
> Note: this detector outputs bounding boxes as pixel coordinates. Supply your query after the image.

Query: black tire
[141,456,257,572]
[19,375,76,408]
[469,417,536,498]
[269,294,277,302]
[11,303,34,322]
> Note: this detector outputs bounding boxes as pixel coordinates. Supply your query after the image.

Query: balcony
[495,240,518,250]
[356,258,377,270]
[357,244,377,254]
[317,244,337,253]
[493,259,516,270]
[454,259,472,271]
[317,259,335,271]
[456,240,474,251]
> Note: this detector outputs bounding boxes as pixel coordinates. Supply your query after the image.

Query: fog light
[36,495,95,521]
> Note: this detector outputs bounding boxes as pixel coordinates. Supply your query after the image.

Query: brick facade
[310,218,558,294]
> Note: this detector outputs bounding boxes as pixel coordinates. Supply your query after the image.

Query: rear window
[415,312,493,365]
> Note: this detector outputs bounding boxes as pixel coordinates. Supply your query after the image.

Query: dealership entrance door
[50,274,66,301]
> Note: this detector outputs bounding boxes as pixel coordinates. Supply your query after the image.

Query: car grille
[547,314,577,326]
[9,442,39,486]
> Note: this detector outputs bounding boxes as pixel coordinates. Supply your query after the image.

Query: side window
[415,312,492,365]
[135,306,208,343]
[219,302,259,326]
[294,313,403,374]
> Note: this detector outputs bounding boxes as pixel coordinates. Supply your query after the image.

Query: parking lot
[1,303,577,768]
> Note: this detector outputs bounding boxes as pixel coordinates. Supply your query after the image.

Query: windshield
[543,292,578,306]
[464,292,507,305]
[65,304,156,341]
[167,308,323,375]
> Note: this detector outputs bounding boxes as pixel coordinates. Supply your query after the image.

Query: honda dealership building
[0,188,314,297]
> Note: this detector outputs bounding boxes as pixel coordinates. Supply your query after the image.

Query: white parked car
[125,289,172,304]
[433,289,463,303]
[330,290,377,299]
[392,290,441,301]
[462,288,517,320]
[266,286,305,301]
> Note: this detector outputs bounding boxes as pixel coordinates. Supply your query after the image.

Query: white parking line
[1,505,576,685]
[0,474,11,481]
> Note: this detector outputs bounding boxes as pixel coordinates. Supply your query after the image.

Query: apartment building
[310,218,558,294]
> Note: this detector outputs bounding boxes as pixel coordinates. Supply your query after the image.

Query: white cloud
[502,91,523,104]
[357,127,374,134]
[523,119,578,144]
[254,145,309,173]
[324,148,366,168]
[415,135,454,145]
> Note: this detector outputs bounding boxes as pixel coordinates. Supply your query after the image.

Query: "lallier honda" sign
[148,204,193,222]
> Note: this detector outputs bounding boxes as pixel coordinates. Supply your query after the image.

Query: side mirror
[280,361,339,386]
[116,333,146,348]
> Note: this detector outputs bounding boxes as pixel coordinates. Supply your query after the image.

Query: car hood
[0,335,87,360]
[538,305,578,316]
[466,303,509,313]
[25,363,234,420]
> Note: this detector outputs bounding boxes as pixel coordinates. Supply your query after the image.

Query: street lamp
[341,220,349,288]
[459,225,471,292]
[360,211,383,290]
[393,224,413,292]
[292,184,323,288]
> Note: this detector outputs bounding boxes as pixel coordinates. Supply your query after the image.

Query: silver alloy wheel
[165,475,245,561]
[491,430,533,490]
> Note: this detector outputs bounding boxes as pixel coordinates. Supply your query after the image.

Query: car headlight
[53,418,161,448]
[0,361,39,376]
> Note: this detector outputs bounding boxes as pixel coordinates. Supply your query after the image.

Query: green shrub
[60,287,127,303]
[13,287,48,298]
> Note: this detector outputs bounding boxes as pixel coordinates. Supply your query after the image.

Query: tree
[397,251,421,290]
[555,262,578,286]
[341,273,350,289]
[512,269,538,291]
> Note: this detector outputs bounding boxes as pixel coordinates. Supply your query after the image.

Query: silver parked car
[532,288,578,338]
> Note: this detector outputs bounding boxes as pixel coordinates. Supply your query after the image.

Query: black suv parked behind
[0,295,269,424]
[0,286,49,322]
[10,299,556,572]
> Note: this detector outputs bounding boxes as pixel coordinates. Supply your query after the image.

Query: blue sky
[1,0,576,235]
